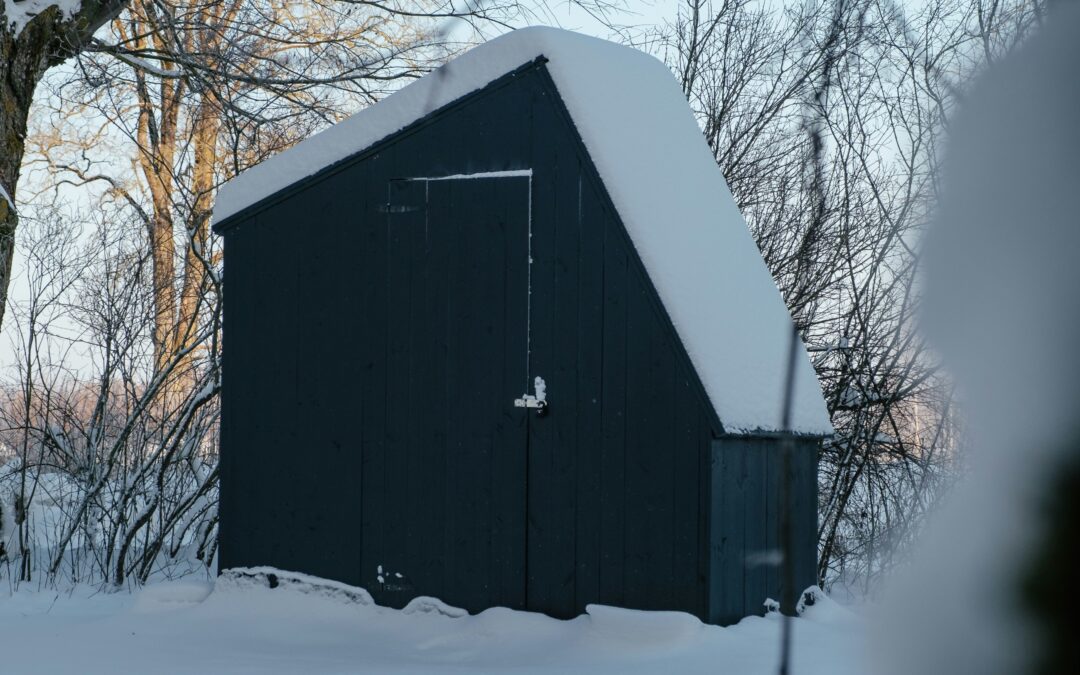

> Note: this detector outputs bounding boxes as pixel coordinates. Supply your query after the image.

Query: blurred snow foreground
[0,568,864,674]
[877,4,1080,675]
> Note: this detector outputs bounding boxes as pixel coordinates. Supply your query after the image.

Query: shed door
[375,174,531,613]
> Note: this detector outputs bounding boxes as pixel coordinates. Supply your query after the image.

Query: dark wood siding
[708,436,820,625]
[217,60,820,625]
[521,77,718,619]
[359,176,532,613]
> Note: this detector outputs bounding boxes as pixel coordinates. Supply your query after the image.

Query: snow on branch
[2,0,82,35]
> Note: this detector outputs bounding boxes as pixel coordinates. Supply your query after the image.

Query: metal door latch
[514,376,548,415]
[514,395,547,412]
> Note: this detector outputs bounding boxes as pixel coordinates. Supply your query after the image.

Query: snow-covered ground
[0,569,865,674]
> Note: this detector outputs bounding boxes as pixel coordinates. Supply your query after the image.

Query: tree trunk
[127,1,185,373]
[175,96,219,361]
[0,14,58,331]
[1,1,131,331]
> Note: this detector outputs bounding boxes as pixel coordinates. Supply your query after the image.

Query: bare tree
[0,200,221,585]
[657,0,1046,592]
[27,0,490,374]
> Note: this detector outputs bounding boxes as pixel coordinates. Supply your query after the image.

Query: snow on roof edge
[214,27,833,436]
[213,53,546,225]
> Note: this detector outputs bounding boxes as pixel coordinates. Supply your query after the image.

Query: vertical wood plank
[623,278,677,609]
[743,440,768,616]
[359,166,390,593]
[428,176,531,612]
[793,439,821,595]
[574,169,604,611]
[525,103,583,617]
[524,92,556,611]
[711,438,747,624]
[491,177,531,611]
[671,370,702,616]
[598,222,628,608]
[765,441,780,607]
[377,177,420,607]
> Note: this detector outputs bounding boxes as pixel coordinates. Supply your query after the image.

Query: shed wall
[218,62,817,624]
[708,437,819,625]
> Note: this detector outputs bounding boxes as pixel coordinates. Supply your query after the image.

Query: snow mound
[213,26,832,436]
[1,570,865,674]
[218,566,375,606]
[585,603,704,645]
[795,586,857,626]
[402,595,469,618]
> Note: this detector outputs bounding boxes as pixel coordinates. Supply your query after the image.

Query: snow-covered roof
[213,27,832,436]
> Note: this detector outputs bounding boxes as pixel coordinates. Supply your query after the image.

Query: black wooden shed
[212,27,832,625]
